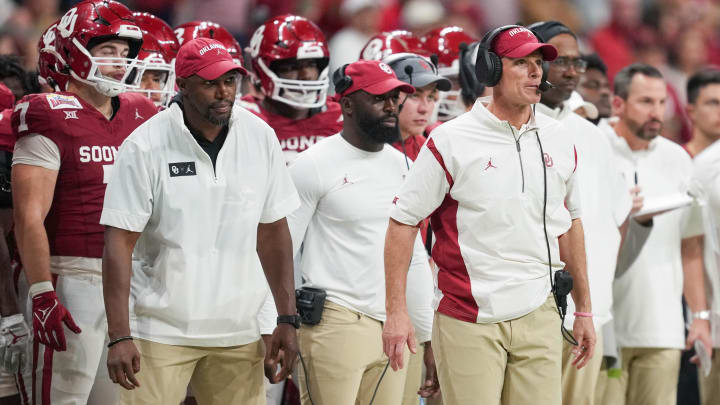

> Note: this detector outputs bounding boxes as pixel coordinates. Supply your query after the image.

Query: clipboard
[631,193,693,218]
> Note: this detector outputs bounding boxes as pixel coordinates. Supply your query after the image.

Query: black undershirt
[110,96,119,120]
[173,95,229,169]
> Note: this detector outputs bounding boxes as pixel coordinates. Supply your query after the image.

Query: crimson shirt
[0,109,14,153]
[12,92,157,258]
[238,95,343,162]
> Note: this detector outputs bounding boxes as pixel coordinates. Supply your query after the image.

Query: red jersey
[0,109,14,153]
[12,92,157,258]
[392,134,427,162]
[238,95,344,162]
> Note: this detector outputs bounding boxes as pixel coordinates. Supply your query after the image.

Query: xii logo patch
[169,162,196,177]
[64,111,78,120]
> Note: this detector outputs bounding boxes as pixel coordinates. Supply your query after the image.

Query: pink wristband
[574,312,593,318]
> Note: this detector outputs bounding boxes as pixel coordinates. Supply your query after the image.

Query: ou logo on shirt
[543,152,554,168]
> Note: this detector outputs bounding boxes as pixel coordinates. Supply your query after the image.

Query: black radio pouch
[295,287,326,325]
[552,270,574,316]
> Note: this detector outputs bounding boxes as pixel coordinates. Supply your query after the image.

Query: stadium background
[0,0,718,145]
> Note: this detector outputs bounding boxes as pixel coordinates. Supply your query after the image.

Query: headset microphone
[398,65,414,113]
[539,80,554,93]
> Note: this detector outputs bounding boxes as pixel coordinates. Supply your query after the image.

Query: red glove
[32,291,81,351]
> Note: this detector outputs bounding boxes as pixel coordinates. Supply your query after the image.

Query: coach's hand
[262,334,281,382]
[383,309,416,371]
[108,340,141,390]
[31,290,81,352]
[267,324,297,383]
[418,341,440,398]
[571,316,596,369]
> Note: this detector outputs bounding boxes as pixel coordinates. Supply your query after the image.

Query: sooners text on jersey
[12,91,157,258]
[238,95,343,162]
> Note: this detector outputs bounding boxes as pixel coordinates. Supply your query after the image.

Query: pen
[634,171,638,185]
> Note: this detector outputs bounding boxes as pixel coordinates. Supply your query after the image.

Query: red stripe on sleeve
[573,145,578,173]
[426,138,453,187]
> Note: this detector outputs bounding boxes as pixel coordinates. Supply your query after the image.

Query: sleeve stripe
[426,138,453,187]
[573,145,578,173]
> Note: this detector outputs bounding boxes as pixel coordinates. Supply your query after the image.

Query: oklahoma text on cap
[176,37,248,80]
[492,27,558,61]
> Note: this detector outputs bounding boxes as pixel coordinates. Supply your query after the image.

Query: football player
[132,12,179,108]
[10,2,157,404]
[421,26,476,122]
[241,14,343,163]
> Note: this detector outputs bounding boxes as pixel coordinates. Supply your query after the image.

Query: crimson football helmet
[133,13,177,107]
[422,26,476,119]
[248,15,329,109]
[174,21,241,65]
[53,0,145,97]
[133,12,179,61]
[136,33,175,107]
[37,20,70,91]
[359,30,426,61]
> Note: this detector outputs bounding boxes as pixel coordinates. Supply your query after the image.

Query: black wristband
[107,336,133,348]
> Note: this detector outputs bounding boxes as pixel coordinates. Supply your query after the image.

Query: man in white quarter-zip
[383,25,594,405]
[288,59,435,405]
[99,37,301,405]
[529,20,634,405]
[607,63,711,405]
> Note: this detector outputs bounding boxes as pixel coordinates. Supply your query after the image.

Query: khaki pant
[120,338,266,405]
[297,301,409,405]
[699,350,720,405]
[432,295,562,405]
[562,328,604,405]
[617,347,681,405]
[595,357,625,405]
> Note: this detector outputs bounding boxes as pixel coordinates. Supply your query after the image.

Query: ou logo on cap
[379,62,393,75]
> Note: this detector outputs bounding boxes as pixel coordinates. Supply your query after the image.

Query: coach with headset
[382,25,595,404]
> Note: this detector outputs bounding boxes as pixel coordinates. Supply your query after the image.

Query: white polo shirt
[536,102,631,330]
[287,134,434,342]
[609,132,703,349]
[391,98,582,324]
[100,103,299,347]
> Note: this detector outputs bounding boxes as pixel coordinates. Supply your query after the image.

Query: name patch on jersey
[169,162,196,177]
[45,94,83,110]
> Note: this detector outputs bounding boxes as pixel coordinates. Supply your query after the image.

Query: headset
[476,24,553,92]
[458,41,486,103]
[332,63,353,95]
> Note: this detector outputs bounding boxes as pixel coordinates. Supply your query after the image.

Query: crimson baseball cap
[175,38,247,80]
[338,60,416,97]
[492,27,558,61]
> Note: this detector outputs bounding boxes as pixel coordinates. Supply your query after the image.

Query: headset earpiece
[476,24,553,90]
[476,24,521,87]
[332,64,352,95]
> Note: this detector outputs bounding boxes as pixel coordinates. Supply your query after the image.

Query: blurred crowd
[1,0,719,144]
